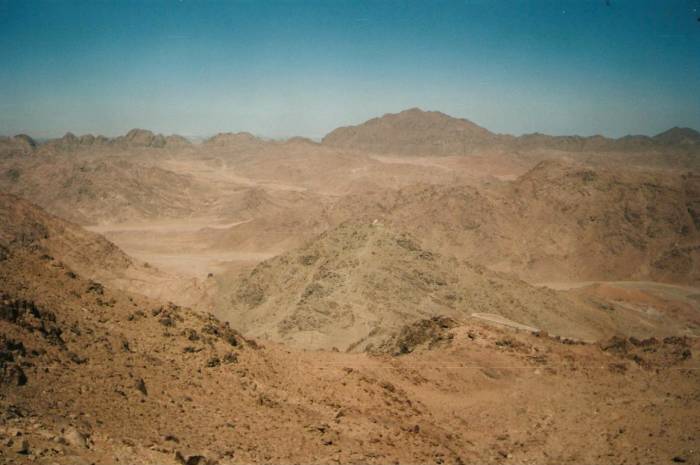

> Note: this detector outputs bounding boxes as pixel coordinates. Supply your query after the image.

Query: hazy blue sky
[1,0,699,139]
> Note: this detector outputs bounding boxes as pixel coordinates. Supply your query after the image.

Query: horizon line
[2,108,699,142]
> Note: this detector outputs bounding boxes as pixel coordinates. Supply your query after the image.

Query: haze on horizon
[1,0,699,139]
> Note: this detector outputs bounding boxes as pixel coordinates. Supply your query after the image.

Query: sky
[1,0,699,139]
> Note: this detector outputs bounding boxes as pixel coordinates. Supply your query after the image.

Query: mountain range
[3,108,699,158]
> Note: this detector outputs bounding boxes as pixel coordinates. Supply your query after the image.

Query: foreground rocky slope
[0,192,210,311]
[1,192,699,465]
[0,192,132,277]
[1,256,698,464]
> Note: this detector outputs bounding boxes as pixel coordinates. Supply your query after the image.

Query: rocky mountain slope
[326,161,700,284]
[1,199,698,465]
[0,157,216,225]
[0,192,212,312]
[223,222,694,351]
[505,161,700,282]
[0,192,132,277]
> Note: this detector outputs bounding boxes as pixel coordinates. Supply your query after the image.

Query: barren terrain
[1,109,699,464]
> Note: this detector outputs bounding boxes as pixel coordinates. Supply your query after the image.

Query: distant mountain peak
[204,131,264,147]
[396,107,432,116]
[653,127,700,145]
[322,108,495,155]
[322,109,700,155]
[13,134,37,148]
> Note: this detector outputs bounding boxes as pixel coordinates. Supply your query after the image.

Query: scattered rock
[61,427,88,449]
[86,281,104,295]
[2,363,28,386]
[380,381,396,392]
[375,316,457,355]
[69,352,88,364]
[175,451,216,465]
[14,438,30,455]
[135,378,148,396]
[608,362,628,374]
[184,328,199,341]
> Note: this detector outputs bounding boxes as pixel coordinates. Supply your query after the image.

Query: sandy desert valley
[1,107,699,464]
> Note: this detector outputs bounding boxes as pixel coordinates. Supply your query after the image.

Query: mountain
[0,157,215,225]
[324,161,700,284]
[322,108,700,156]
[3,129,193,154]
[164,134,192,147]
[506,161,700,282]
[4,112,698,159]
[0,135,36,158]
[653,127,700,146]
[118,129,166,147]
[322,108,499,156]
[108,129,192,149]
[47,132,110,150]
[223,221,690,351]
[204,132,267,149]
